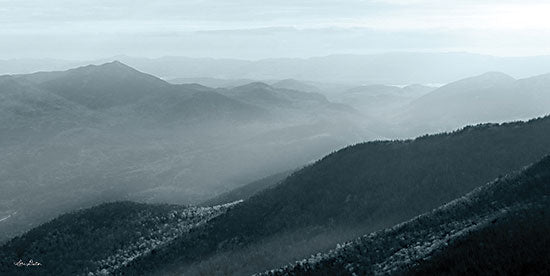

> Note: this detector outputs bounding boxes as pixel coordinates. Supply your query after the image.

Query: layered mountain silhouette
[339,84,434,117]
[398,72,550,136]
[2,116,550,275]
[6,53,550,84]
[13,61,266,124]
[264,155,550,275]
[0,62,362,244]
[3,60,550,275]
[221,82,339,111]
[271,79,322,94]
[112,116,550,275]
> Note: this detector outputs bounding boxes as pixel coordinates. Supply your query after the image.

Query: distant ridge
[399,71,550,136]
[5,53,550,84]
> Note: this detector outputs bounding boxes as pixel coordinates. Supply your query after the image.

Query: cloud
[1,0,550,58]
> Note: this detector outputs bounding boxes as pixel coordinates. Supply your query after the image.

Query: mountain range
[0,62,364,244]
[6,52,550,84]
[4,115,548,275]
[120,116,550,275]
[396,72,550,136]
[2,60,550,275]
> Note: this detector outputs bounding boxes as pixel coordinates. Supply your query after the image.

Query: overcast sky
[2,0,550,59]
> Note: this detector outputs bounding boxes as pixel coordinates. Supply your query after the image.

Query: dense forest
[201,170,293,206]
[118,116,550,275]
[262,155,550,275]
[0,201,241,275]
[3,116,550,275]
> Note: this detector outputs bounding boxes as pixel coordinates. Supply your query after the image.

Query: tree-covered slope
[120,116,550,275]
[202,170,293,206]
[263,155,550,275]
[0,201,241,275]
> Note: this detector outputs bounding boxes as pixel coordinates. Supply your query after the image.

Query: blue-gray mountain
[263,155,550,275]
[0,62,363,244]
[397,72,550,136]
[3,116,550,275]
[114,116,550,275]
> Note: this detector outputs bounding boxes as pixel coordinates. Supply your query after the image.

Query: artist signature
[14,259,42,267]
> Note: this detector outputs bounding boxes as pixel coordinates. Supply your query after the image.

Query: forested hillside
[202,170,293,206]
[0,201,241,275]
[262,156,550,275]
[119,116,550,275]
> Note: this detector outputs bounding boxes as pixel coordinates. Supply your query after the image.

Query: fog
[2,1,550,275]
[0,62,374,242]
[2,1,550,59]
[3,58,550,244]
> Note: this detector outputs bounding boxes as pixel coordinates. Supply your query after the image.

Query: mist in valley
[2,1,550,275]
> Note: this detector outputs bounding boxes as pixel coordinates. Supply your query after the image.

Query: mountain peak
[432,71,515,93]
[476,71,515,81]
[63,61,140,77]
[237,82,272,90]
[93,60,136,72]
[103,60,127,67]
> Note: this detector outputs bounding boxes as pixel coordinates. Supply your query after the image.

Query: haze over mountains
[3,115,550,275]
[0,61,366,243]
[396,72,550,137]
[5,0,550,274]
[2,57,550,275]
[5,52,550,85]
[117,116,550,275]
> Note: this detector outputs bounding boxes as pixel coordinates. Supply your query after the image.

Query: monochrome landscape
[1,1,550,275]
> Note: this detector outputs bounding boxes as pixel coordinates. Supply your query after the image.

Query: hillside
[15,61,266,123]
[22,61,176,109]
[0,201,241,276]
[202,170,293,206]
[338,84,433,118]
[0,76,94,141]
[271,79,322,94]
[223,82,334,111]
[263,156,550,275]
[0,62,365,244]
[399,72,550,136]
[118,116,550,275]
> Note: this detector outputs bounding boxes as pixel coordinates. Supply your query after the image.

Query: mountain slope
[19,61,268,123]
[0,61,365,245]
[224,82,331,109]
[271,79,322,94]
[0,76,93,140]
[399,72,550,136]
[263,156,550,275]
[0,201,242,276]
[220,82,357,125]
[202,170,293,206]
[338,84,433,117]
[27,61,175,110]
[119,116,550,275]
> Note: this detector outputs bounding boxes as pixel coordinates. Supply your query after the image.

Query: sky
[1,0,550,59]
